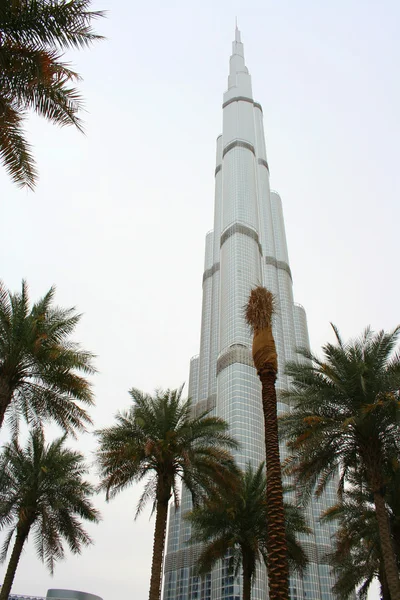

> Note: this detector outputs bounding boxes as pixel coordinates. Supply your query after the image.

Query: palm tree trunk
[259,367,289,600]
[373,491,400,600]
[148,493,170,600]
[0,377,12,429]
[0,526,29,600]
[379,562,392,600]
[242,551,252,600]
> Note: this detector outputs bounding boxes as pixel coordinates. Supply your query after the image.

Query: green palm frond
[135,475,158,519]
[196,536,238,576]
[0,0,104,188]
[96,386,239,600]
[0,280,96,435]
[0,530,14,564]
[0,0,105,50]
[0,97,37,188]
[0,428,100,577]
[320,482,384,599]
[186,462,310,584]
[281,324,400,498]
[281,324,400,597]
[96,386,239,509]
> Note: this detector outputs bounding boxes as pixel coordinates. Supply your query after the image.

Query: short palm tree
[323,484,387,599]
[0,428,100,600]
[186,462,310,600]
[245,286,289,600]
[0,280,95,435]
[0,0,104,189]
[280,325,400,599]
[322,467,400,600]
[96,386,239,600]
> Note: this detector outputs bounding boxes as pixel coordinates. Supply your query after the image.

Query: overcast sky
[1,0,399,598]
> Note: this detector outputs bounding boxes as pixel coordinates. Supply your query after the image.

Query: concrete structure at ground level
[5,591,102,600]
[46,591,102,600]
[162,27,338,600]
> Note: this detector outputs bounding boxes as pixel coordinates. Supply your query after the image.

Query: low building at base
[46,591,103,600]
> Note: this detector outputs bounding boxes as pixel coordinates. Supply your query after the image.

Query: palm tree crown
[96,386,239,600]
[186,462,310,600]
[0,428,100,600]
[0,0,104,189]
[280,325,400,599]
[0,280,96,435]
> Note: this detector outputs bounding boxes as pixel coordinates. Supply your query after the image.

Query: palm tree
[280,325,400,599]
[96,386,239,600]
[327,499,393,600]
[0,428,100,600]
[0,0,104,189]
[323,484,387,599]
[322,467,400,600]
[0,280,95,435]
[186,462,310,600]
[245,286,289,599]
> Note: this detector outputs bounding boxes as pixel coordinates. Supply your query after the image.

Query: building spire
[227,21,250,94]
[235,18,241,42]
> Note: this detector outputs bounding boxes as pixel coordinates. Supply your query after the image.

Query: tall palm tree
[280,325,400,599]
[186,462,310,600]
[0,280,95,435]
[0,428,100,600]
[96,386,239,600]
[0,0,104,189]
[245,286,289,600]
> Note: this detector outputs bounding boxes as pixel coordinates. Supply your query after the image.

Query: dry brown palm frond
[245,286,275,333]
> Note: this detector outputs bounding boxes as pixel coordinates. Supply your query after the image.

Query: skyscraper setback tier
[163,28,337,600]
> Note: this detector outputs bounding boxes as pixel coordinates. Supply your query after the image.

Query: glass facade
[163,27,337,600]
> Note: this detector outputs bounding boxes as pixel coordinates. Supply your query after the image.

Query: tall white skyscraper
[163,28,337,600]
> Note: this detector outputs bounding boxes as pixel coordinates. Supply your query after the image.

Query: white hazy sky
[1,1,399,599]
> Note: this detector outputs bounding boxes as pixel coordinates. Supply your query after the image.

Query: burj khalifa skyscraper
[163,27,337,600]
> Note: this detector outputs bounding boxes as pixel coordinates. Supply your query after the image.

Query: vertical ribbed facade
[163,28,336,600]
